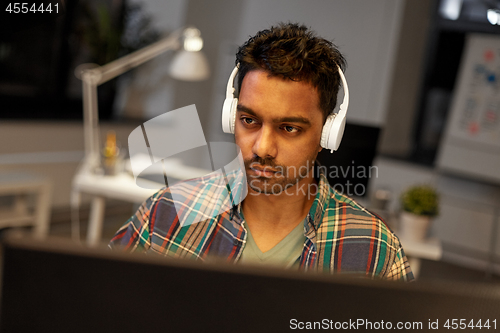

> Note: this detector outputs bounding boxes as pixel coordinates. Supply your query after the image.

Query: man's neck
[241,172,317,252]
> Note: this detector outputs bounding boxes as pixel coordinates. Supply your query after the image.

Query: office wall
[169,0,406,168]
[378,0,433,156]
[235,0,404,127]
[114,0,188,119]
[172,0,245,145]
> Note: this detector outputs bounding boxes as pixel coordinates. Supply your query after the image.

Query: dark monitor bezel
[1,233,499,332]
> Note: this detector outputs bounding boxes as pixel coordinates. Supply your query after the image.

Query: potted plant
[399,185,439,241]
[74,1,160,119]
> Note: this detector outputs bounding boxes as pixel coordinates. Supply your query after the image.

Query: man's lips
[248,165,278,178]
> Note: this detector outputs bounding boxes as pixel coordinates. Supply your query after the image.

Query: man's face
[234,70,324,195]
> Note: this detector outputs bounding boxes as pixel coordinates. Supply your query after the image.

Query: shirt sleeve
[108,190,162,252]
[385,240,415,282]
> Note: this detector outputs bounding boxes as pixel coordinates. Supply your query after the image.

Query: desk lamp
[72,27,209,243]
[76,26,209,174]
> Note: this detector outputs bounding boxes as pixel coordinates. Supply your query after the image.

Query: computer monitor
[316,122,380,197]
[1,233,499,332]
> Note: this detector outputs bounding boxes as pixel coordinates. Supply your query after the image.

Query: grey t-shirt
[240,219,306,268]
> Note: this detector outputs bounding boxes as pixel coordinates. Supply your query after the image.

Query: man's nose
[252,126,277,159]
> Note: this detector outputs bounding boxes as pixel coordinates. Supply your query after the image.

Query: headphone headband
[225,65,239,99]
[336,65,349,118]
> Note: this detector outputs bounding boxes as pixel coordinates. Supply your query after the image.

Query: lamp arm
[91,27,184,85]
[79,27,186,170]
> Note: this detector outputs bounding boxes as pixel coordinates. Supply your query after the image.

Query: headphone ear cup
[320,112,346,152]
[320,65,349,152]
[331,112,346,151]
[222,97,238,134]
[221,65,240,134]
[320,114,335,150]
[229,97,238,134]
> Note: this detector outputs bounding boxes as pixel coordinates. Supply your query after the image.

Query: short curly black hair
[236,22,346,121]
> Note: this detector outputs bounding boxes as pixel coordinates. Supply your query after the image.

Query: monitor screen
[316,122,380,197]
[1,233,499,332]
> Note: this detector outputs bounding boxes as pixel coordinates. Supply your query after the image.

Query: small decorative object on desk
[400,185,439,241]
[102,131,122,176]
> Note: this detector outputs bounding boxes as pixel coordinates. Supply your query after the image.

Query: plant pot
[399,211,432,242]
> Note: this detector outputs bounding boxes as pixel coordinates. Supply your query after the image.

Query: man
[110,23,413,281]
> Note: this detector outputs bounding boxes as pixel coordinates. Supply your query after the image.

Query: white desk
[73,169,160,246]
[73,159,211,246]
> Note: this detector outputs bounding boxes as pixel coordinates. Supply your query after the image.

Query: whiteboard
[437,34,500,184]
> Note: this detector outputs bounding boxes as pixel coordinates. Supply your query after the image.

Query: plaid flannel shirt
[110,166,414,281]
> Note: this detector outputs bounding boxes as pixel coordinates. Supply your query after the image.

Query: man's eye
[242,117,256,125]
[283,126,298,133]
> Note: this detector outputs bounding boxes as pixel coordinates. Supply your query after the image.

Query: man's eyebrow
[237,104,311,126]
[236,104,256,116]
[274,116,311,125]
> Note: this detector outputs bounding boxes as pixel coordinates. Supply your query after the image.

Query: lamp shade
[169,50,210,81]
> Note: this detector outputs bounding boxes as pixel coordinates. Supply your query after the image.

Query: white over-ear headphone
[221,64,349,152]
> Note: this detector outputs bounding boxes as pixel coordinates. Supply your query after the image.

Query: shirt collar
[308,163,330,229]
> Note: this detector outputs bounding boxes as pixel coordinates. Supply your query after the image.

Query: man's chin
[246,178,296,195]
[248,186,282,195]
[247,179,276,194]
